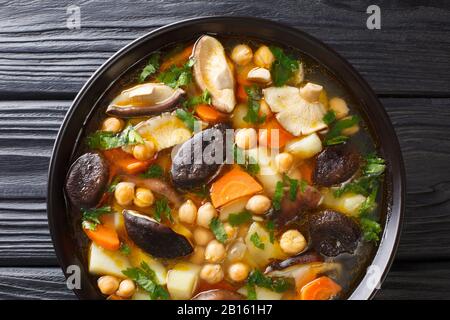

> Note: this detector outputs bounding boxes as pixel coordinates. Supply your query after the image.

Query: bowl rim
[47,16,405,300]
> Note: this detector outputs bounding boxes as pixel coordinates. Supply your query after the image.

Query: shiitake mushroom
[309,210,361,257]
[313,143,360,187]
[170,123,230,189]
[65,152,109,209]
[264,250,324,273]
[192,289,244,300]
[123,210,193,259]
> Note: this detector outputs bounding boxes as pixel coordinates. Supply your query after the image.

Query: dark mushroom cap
[313,143,360,187]
[265,250,324,273]
[170,123,230,189]
[192,289,244,300]
[65,152,109,209]
[123,210,193,259]
[309,210,361,257]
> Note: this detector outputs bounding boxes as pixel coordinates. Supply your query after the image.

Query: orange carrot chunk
[84,224,120,251]
[300,276,342,300]
[258,118,294,148]
[210,167,263,208]
[237,85,248,102]
[103,148,153,175]
[195,104,226,123]
[160,45,194,71]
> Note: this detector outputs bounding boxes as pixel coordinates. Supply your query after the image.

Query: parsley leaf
[266,220,275,243]
[81,206,111,230]
[87,125,144,150]
[270,47,299,86]
[324,115,359,146]
[157,58,195,89]
[107,176,120,193]
[175,108,197,131]
[245,269,292,299]
[363,154,386,177]
[141,164,164,179]
[119,243,131,256]
[209,217,228,243]
[139,52,160,83]
[250,232,265,250]
[243,85,266,125]
[228,211,253,226]
[360,217,382,242]
[272,181,284,210]
[122,262,169,300]
[234,145,260,176]
[323,110,337,125]
[183,90,212,109]
[154,198,172,223]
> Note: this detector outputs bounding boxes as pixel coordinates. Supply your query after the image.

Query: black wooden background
[0,0,449,299]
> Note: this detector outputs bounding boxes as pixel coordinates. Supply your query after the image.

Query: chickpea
[200,264,224,284]
[224,223,237,241]
[280,229,307,255]
[114,182,135,206]
[245,195,271,215]
[254,45,275,69]
[235,128,257,150]
[275,152,294,173]
[329,97,349,119]
[228,262,250,282]
[231,44,253,66]
[133,141,156,161]
[133,187,154,208]
[116,279,136,298]
[178,200,197,224]
[101,117,123,133]
[97,275,120,295]
[189,246,205,264]
[204,239,226,263]
[196,202,217,228]
[193,227,215,246]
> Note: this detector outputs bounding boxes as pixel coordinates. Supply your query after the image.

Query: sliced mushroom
[123,210,193,259]
[264,250,324,273]
[299,82,323,103]
[65,152,109,208]
[192,289,244,300]
[193,35,236,113]
[309,210,361,257]
[263,86,327,136]
[171,123,230,189]
[313,143,360,186]
[106,83,185,118]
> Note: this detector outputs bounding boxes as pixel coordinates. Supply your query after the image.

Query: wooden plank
[0,261,448,299]
[0,0,449,97]
[0,98,449,264]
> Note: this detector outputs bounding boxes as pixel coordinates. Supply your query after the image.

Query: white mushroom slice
[135,113,192,151]
[247,67,272,83]
[263,86,327,136]
[299,82,323,103]
[193,35,236,113]
[107,83,185,117]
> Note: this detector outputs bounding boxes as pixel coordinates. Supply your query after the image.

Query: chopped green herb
[175,108,197,131]
[119,243,131,256]
[266,220,275,243]
[157,58,195,89]
[250,232,265,250]
[269,47,299,87]
[323,110,337,125]
[183,89,212,109]
[363,154,386,177]
[360,216,382,242]
[233,145,260,176]
[122,262,169,300]
[139,52,160,83]
[154,198,172,223]
[228,211,252,226]
[245,269,292,299]
[86,125,144,150]
[107,176,120,193]
[283,174,299,201]
[81,206,111,230]
[209,217,228,243]
[272,181,284,210]
[324,115,359,146]
[243,85,266,125]
[141,164,164,179]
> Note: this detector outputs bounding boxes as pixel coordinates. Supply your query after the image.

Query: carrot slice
[160,45,194,71]
[195,104,226,123]
[210,167,263,208]
[237,85,248,102]
[300,276,342,300]
[84,224,120,251]
[103,148,153,175]
[258,118,294,148]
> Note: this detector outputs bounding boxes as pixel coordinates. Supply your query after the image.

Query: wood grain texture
[0,0,450,97]
[1,261,448,299]
[0,98,449,265]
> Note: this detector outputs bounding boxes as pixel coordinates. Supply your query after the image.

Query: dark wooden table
[0,0,449,300]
